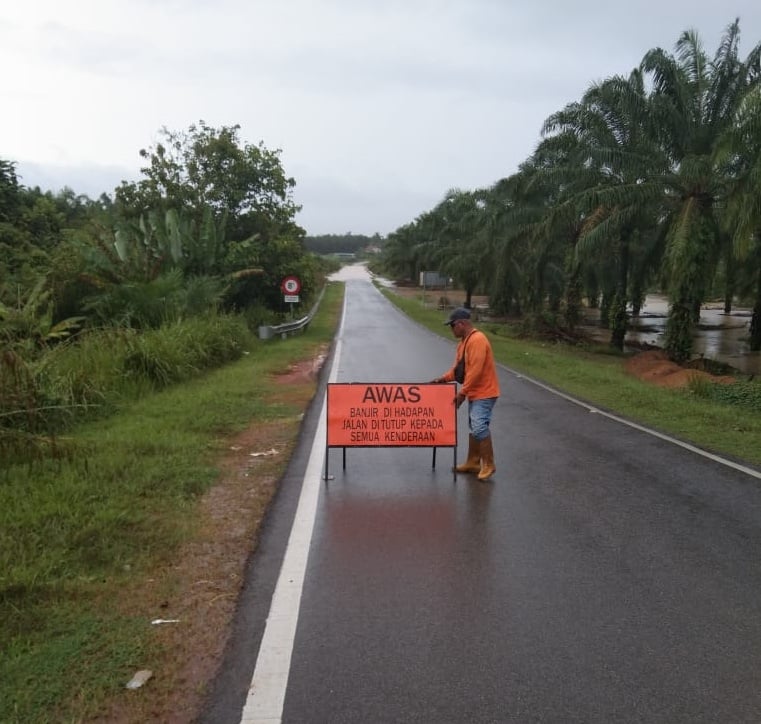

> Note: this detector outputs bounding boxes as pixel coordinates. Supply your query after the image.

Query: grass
[0,282,344,724]
[380,287,761,467]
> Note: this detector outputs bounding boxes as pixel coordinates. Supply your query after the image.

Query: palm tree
[478,177,530,316]
[381,223,418,281]
[640,20,761,361]
[479,161,568,319]
[542,69,666,348]
[526,130,606,330]
[429,189,493,309]
[717,84,761,349]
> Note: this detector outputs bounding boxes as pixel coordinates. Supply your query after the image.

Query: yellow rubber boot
[477,436,496,481]
[455,434,481,473]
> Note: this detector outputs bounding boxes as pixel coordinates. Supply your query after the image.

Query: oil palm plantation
[548,20,761,360]
[477,176,531,316]
[542,69,668,349]
[427,189,494,309]
[521,129,612,330]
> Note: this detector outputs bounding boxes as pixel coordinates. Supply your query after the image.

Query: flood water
[580,294,761,376]
[373,265,761,377]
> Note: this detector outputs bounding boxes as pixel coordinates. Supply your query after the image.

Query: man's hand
[456,391,466,408]
[430,377,444,384]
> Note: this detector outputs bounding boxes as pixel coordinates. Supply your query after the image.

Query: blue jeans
[467,397,497,441]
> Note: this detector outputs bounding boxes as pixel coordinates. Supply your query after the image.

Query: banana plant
[0,277,85,347]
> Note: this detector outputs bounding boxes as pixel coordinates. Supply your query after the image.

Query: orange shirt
[441,329,500,400]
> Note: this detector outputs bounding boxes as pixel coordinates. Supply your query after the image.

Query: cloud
[15,160,136,199]
[292,172,440,235]
[3,1,761,237]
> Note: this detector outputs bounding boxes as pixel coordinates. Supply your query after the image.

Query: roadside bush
[123,313,250,386]
[1,314,254,464]
[37,328,129,412]
[687,376,761,412]
[242,302,282,332]
[0,350,60,464]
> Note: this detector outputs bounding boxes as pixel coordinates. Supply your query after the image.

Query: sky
[2,1,761,237]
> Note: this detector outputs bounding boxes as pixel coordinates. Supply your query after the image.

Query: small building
[419,271,450,288]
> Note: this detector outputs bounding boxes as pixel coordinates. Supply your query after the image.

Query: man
[432,307,500,481]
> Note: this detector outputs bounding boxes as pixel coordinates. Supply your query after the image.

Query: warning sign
[281,275,301,294]
[326,383,457,447]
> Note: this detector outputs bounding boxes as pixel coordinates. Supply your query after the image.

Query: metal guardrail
[257,286,326,340]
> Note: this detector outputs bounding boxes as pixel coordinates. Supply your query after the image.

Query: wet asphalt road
[202,273,761,723]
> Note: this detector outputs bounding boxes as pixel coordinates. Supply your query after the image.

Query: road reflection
[320,481,495,585]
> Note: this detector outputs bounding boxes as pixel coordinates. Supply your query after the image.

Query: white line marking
[239,309,345,724]
[509,369,761,480]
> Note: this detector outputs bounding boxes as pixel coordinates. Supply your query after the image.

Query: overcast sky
[2,1,761,236]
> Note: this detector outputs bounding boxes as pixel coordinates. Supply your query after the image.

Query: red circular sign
[281,275,301,294]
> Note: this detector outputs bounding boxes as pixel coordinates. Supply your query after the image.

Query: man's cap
[444,307,471,326]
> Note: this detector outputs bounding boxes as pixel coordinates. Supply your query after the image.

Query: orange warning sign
[327,383,457,447]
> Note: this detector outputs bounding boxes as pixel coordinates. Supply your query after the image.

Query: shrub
[1,314,254,465]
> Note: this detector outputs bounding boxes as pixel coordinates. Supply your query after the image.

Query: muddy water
[580,294,761,376]
[373,262,761,377]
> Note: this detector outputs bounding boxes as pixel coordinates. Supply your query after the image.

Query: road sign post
[281,276,302,319]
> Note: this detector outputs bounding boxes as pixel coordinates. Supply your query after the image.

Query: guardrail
[257,286,326,340]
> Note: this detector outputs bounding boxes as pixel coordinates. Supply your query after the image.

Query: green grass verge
[0,282,344,724]
[380,287,761,467]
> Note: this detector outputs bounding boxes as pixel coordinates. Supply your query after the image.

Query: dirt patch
[275,350,328,385]
[90,347,328,724]
[624,350,736,388]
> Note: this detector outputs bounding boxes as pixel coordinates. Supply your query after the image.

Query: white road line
[508,368,761,480]
[239,314,344,724]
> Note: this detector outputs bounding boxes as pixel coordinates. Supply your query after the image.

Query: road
[202,266,761,723]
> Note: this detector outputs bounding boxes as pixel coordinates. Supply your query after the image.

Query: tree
[114,121,302,243]
[640,21,761,361]
[111,122,318,313]
[478,177,530,316]
[426,189,493,309]
[542,70,666,348]
[484,165,563,318]
[0,161,63,308]
[381,223,422,282]
[717,85,761,349]
[0,159,20,222]
[518,133,596,328]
